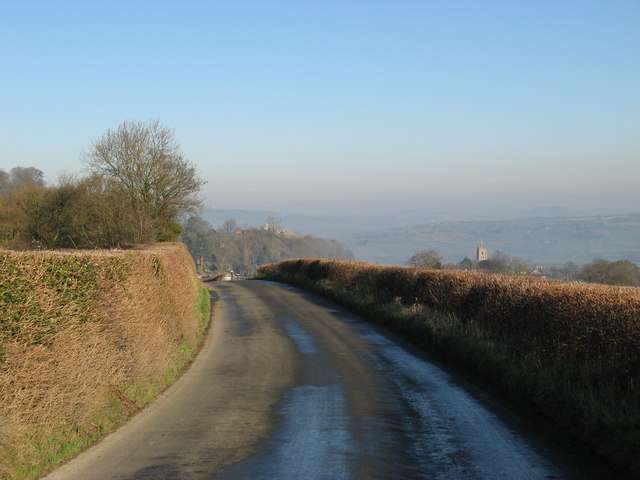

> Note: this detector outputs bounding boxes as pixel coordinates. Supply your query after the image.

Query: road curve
[44,280,584,480]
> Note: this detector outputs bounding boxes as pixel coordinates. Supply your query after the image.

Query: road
[44,280,584,479]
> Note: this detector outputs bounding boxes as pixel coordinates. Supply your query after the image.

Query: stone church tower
[477,242,488,262]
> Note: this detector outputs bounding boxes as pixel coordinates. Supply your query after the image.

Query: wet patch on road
[219,313,355,479]
[278,314,319,355]
[354,326,568,480]
[218,384,354,480]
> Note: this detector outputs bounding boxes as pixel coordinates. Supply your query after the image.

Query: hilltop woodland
[0,120,203,251]
[407,248,640,287]
[181,216,353,275]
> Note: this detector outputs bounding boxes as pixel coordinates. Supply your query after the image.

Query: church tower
[477,241,488,262]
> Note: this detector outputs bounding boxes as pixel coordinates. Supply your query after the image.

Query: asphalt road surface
[44,280,585,480]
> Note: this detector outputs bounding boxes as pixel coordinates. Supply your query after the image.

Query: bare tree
[222,219,238,235]
[579,259,640,286]
[406,249,443,269]
[83,119,205,242]
[0,169,9,195]
[560,261,579,281]
[459,257,475,270]
[479,250,529,275]
[0,167,45,196]
[10,167,45,187]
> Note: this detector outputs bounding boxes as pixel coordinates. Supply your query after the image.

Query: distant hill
[202,208,472,237]
[201,209,281,229]
[184,213,353,275]
[518,206,589,218]
[202,209,640,267]
[338,214,640,266]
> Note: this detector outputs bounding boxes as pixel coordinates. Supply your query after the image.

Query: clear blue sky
[1,0,638,214]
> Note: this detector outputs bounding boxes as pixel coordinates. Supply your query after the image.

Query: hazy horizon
[201,199,640,219]
[2,1,638,218]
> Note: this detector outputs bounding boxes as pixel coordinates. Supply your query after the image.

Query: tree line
[406,248,640,286]
[0,120,203,250]
[182,215,353,275]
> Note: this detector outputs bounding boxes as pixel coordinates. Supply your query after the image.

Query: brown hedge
[0,243,204,478]
[258,259,640,382]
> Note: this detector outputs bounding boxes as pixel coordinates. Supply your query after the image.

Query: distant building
[477,243,488,262]
[530,266,548,278]
[262,222,283,234]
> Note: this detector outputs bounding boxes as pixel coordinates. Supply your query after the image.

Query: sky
[1,0,639,216]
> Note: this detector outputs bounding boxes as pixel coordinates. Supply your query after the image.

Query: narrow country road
[44,280,585,480]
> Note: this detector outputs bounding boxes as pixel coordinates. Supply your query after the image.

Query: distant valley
[202,209,640,267]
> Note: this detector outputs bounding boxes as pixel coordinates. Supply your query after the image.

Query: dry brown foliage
[258,259,640,382]
[0,243,201,477]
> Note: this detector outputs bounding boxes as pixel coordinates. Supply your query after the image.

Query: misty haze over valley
[203,207,640,267]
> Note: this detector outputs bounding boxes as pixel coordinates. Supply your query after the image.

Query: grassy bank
[256,259,640,478]
[0,243,210,479]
